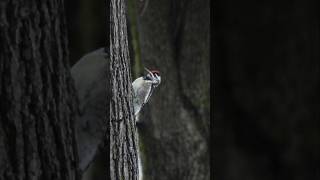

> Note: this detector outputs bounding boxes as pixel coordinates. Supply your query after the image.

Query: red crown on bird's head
[145,67,160,76]
[150,70,160,75]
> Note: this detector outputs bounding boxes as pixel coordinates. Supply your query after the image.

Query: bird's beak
[157,76,161,84]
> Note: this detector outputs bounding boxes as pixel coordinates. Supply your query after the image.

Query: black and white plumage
[132,68,161,117]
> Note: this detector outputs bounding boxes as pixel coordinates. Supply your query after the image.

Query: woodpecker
[132,68,161,117]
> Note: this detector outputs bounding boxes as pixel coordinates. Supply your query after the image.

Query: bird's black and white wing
[143,85,154,106]
[132,78,153,116]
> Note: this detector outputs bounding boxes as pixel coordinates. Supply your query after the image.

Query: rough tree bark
[0,1,79,180]
[110,0,139,180]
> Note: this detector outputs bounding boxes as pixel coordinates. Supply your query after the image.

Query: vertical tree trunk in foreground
[0,1,79,180]
[110,0,139,179]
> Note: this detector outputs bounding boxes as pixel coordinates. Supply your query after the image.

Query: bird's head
[144,67,161,87]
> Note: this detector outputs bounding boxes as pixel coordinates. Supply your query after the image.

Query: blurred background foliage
[65,0,210,179]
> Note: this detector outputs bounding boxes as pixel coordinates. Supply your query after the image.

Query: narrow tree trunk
[0,1,79,180]
[109,0,139,179]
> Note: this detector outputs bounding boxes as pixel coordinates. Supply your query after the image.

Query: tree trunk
[0,1,79,180]
[110,0,139,180]
[133,0,210,179]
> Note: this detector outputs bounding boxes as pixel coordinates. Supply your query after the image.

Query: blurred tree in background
[134,0,210,180]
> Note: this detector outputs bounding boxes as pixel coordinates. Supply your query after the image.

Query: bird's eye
[144,74,152,80]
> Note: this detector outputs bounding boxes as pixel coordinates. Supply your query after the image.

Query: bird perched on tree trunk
[132,68,161,119]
